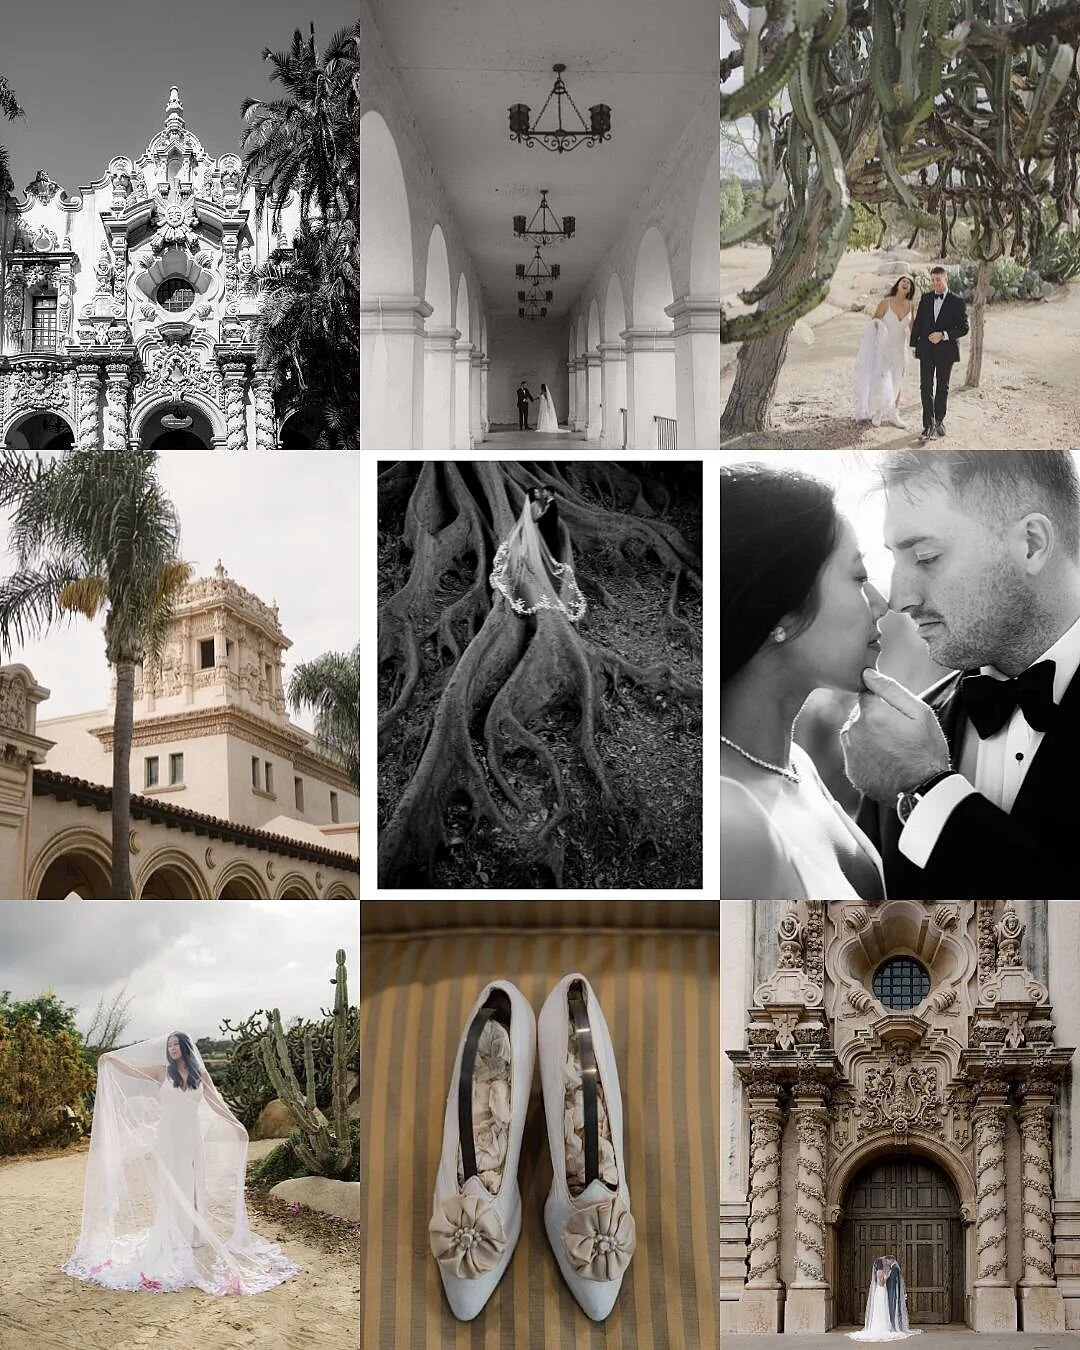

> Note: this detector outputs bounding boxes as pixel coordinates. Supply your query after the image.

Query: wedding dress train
[536,389,567,433]
[852,308,908,427]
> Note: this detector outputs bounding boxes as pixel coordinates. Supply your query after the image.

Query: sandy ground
[0,1142,357,1350]
[721,245,1080,449]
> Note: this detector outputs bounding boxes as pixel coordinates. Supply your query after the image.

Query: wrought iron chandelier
[513,189,575,245]
[519,296,548,320]
[516,246,560,287]
[518,289,554,305]
[509,64,611,153]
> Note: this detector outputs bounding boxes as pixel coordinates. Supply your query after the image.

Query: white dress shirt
[932,290,947,324]
[899,610,1080,868]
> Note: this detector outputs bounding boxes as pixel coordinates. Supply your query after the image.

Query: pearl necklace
[721,734,800,784]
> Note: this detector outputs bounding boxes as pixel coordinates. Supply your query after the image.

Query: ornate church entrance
[838,1158,964,1326]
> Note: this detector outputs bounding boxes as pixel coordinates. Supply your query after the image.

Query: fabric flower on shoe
[429,1192,507,1279]
[562,1197,636,1281]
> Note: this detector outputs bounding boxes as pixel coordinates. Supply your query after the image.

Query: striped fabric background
[359,902,719,1350]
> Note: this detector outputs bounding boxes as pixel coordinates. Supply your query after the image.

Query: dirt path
[0,1144,357,1350]
[721,244,1080,449]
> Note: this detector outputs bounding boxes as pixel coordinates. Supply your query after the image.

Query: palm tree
[288,643,360,792]
[0,450,191,900]
[0,72,26,195]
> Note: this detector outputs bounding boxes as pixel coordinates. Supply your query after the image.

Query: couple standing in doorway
[516,380,566,433]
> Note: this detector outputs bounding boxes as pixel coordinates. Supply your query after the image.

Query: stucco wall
[486,312,569,425]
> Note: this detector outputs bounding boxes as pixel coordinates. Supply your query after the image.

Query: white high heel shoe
[429,981,535,1320]
[538,973,635,1321]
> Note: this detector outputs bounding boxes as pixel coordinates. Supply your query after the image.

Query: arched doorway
[5,411,75,450]
[141,404,215,449]
[36,849,110,899]
[838,1156,964,1326]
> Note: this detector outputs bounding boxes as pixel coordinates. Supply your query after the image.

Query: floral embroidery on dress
[562,1197,636,1281]
[429,1191,508,1279]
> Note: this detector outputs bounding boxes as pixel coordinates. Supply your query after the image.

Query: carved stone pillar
[739,1082,785,1332]
[1017,1085,1067,1329]
[219,353,249,451]
[786,1083,830,1333]
[72,358,102,451]
[103,361,132,453]
[971,1087,1014,1331]
[251,371,276,450]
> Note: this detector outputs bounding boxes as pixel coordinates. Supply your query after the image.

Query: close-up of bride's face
[167,1035,182,1061]
[779,517,889,694]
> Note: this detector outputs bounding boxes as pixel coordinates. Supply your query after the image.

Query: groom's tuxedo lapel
[1006,661,1080,831]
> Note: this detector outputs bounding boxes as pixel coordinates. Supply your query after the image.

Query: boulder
[271,1176,362,1223]
[251,1098,298,1141]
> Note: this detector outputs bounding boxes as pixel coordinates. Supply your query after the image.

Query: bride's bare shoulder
[720,776,802,900]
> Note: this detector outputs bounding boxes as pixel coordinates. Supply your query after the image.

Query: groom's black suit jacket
[856,665,1080,899]
[910,290,968,365]
[516,385,534,409]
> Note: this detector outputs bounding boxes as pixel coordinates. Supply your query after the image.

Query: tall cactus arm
[720,30,808,120]
[1018,41,1075,156]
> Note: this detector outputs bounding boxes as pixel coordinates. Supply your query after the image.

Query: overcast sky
[1,1,361,197]
[0,451,361,730]
[0,900,358,1044]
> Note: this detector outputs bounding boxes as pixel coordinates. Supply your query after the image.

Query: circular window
[872,956,930,1010]
[156,278,195,312]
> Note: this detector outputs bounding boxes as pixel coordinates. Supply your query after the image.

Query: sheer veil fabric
[536,388,568,433]
[847,1256,922,1340]
[489,492,586,622]
[63,1033,300,1295]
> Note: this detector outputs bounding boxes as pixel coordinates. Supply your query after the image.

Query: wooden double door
[838,1158,964,1325]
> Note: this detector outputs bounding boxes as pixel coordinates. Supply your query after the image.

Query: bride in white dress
[64,1031,299,1295]
[848,1256,922,1340]
[535,383,567,433]
[852,277,915,428]
[721,462,888,900]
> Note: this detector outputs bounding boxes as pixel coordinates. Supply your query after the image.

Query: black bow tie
[959,660,1057,739]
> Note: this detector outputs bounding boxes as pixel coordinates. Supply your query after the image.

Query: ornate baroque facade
[0,88,305,450]
[721,902,1080,1334]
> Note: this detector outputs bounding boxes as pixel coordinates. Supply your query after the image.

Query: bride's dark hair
[721,463,840,685]
[165,1031,202,1091]
[888,276,916,299]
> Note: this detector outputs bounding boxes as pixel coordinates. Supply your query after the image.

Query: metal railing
[654,415,677,450]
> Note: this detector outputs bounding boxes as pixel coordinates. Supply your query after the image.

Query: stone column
[574,359,588,436]
[567,360,578,428]
[666,295,721,449]
[739,1083,785,1333]
[219,354,249,451]
[469,349,484,445]
[422,326,458,450]
[598,341,627,448]
[971,1088,1015,1330]
[251,371,276,450]
[621,327,677,450]
[479,356,490,440]
[1018,1085,1067,1329]
[103,361,133,453]
[453,342,475,449]
[786,1084,830,1332]
[72,358,102,451]
[360,295,432,450]
[584,350,602,441]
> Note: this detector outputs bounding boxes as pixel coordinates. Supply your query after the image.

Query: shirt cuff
[897,774,976,869]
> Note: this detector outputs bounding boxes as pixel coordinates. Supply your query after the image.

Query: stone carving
[946,1082,975,1148]
[857,1043,944,1139]
[843,987,874,1016]
[804,901,824,989]
[977,901,997,986]
[844,906,870,932]
[771,1012,799,1052]
[791,1103,828,1284]
[128,830,140,854]
[104,363,131,452]
[73,362,101,451]
[205,847,216,870]
[315,870,324,892]
[973,1103,1009,1281]
[142,344,222,406]
[932,903,960,932]
[927,986,958,1014]
[1018,1102,1056,1283]
[778,904,805,969]
[149,182,200,255]
[8,363,70,414]
[252,373,276,451]
[220,359,249,451]
[94,242,116,297]
[4,267,26,346]
[25,168,62,206]
[746,1100,784,1286]
[995,900,1025,968]
[0,676,28,730]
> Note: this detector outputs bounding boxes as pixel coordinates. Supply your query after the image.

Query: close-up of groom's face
[883,470,1036,671]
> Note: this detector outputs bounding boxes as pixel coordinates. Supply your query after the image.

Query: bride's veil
[862,1256,884,1329]
[883,1254,912,1331]
[63,1031,298,1295]
[488,489,586,622]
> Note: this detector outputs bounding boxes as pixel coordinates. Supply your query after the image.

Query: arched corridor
[358,0,718,448]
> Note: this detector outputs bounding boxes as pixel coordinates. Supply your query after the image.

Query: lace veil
[851,317,897,422]
[489,489,586,622]
[861,1254,913,1333]
[63,1031,299,1296]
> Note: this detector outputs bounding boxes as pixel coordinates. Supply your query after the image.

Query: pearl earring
[772,626,787,643]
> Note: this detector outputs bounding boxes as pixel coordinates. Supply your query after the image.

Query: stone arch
[568,325,576,362]
[279,409,316,447]
[455,272,471,344]
[3,409,75,450]
[587,298,601,353]
[690,147,720,295]
[324,880,357,899]
[424,224,452,328]
[31,828,111,899]
[274,872,317,900]
[576,312,587,355]
[828,1135,974,1329]
[214,860,268,899]
[603,272,627,343]
[359,111,414,294]
[130,390,226,446]
[136,847,211,900]
[631,224,675,328]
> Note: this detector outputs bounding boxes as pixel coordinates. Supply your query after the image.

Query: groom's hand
[840,669,951,803]
[929,331,943,344]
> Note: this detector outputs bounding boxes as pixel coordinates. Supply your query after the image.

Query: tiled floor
[482,429,603,448]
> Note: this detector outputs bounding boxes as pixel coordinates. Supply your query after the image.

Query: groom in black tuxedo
[516,381,536,431]
[911,266,968,442]
[843,449,1080,899]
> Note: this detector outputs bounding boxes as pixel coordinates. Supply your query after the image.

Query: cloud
[0,900,358,1044]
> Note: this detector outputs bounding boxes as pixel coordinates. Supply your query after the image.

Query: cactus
[258,948,354,1178]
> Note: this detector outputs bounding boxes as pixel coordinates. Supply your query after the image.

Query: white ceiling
[369,0,717,319]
